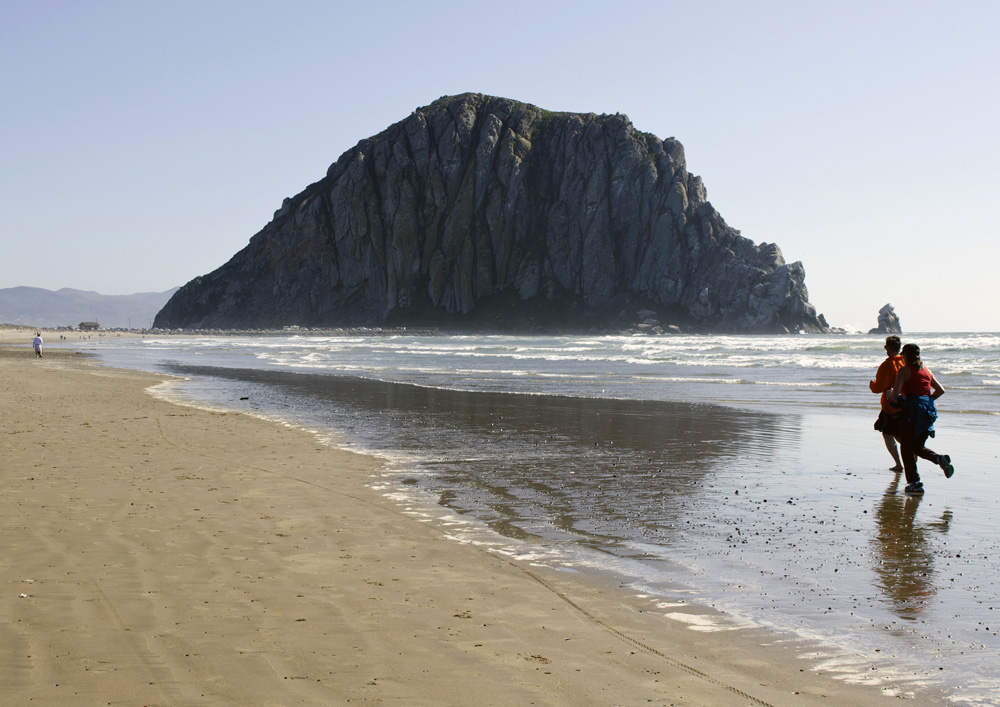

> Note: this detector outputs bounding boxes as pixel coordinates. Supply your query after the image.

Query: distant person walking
[32,333,43,358]
[870,335,905,471]
[888,343,955,494]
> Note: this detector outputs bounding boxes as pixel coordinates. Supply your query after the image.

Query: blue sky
[2,0,996,331]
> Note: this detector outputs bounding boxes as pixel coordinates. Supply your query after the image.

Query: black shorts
[874,410,904,437]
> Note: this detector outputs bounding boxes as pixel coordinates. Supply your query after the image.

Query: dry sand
[0,336,937,706]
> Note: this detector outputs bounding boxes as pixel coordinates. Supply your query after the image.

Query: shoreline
[0,344,941,705]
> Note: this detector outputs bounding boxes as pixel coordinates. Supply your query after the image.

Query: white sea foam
[119,332,1000,421]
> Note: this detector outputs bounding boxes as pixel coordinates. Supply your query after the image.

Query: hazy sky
[2,0,996,332]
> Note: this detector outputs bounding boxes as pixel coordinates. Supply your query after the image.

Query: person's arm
[929,370,945,400]
[870,359,893,393]
[869,361,885,393]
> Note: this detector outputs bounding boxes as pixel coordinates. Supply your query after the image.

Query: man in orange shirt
[870,335,904,471]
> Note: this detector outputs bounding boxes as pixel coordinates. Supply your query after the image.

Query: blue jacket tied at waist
[903,395,937,440]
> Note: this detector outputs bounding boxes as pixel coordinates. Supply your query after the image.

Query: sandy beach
[0,332,939,705]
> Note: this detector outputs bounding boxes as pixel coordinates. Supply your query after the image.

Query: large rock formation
[155,94,829,333]
[868,303,902,335]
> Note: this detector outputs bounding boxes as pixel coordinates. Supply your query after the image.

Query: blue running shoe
[904,481,925,494]
[938,455,954,479]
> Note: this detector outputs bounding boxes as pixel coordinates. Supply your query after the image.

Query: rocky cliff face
[868,303,902,335]
[155,93,829,333]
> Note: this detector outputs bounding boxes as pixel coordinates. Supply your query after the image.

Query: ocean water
[83,332,1000,705]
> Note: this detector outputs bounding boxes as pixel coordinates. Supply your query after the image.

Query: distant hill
[0,286,179,329]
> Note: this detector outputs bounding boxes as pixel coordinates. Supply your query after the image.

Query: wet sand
[0,338,940,705]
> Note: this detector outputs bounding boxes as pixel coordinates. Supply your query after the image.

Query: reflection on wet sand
[166,365,798,551]
[871,474,952,621]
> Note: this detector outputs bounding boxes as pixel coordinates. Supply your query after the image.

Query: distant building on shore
[79,321,100,331]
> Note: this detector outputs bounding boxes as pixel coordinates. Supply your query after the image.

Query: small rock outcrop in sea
[868,303,902,335]
[154,93,831,334]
